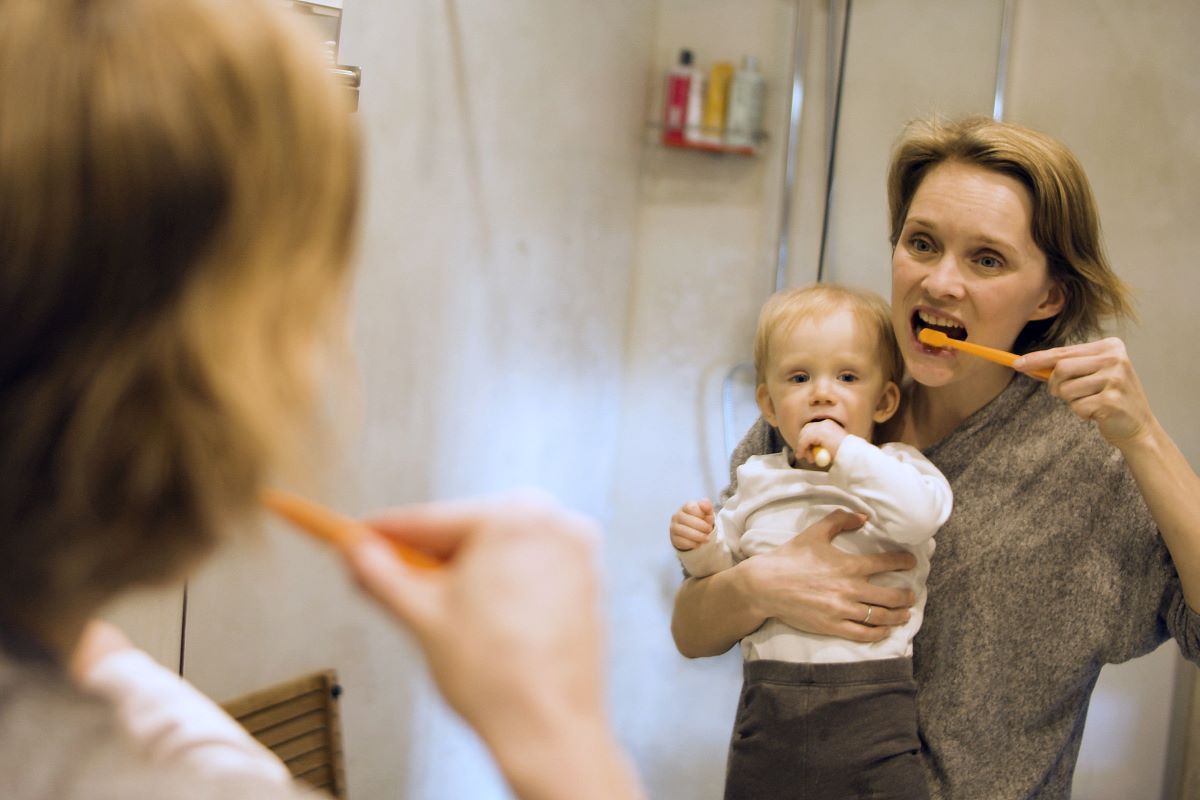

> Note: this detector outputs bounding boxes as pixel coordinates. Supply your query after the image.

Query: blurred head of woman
[0,0,361,643]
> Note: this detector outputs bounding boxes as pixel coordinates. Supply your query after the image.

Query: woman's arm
[671,509,919,657]
[1018,338,1200,608]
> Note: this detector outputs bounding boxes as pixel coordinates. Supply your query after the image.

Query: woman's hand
[672,509,917,657]
[1015,337,1155,447]
[344,491,643,800]
[748,510,917,642]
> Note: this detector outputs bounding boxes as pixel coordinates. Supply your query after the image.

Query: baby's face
[757,309,894,450]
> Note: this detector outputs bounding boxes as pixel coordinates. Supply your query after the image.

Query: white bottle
[725,55,765,150]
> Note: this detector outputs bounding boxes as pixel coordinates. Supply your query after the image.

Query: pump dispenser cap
[679,49,694,66]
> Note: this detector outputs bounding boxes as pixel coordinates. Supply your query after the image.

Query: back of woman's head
[0,0,361,625]
[886,115,1133,352]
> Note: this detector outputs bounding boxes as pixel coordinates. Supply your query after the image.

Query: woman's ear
[1028,280,1067,322]
[755,383,779,427]
[872,381,902,424]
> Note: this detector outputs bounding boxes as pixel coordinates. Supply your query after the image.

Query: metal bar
[773,0,809,293]
[993,0,1015,120]
[816,0,851,283]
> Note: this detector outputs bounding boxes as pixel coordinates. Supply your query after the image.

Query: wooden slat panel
[252,709,328,748]
[274,729,329,762]
[222,674,327,718]
[237,691,325,734]
[296,763,334,788]
[220,669,346,798]
[285,745,333,776]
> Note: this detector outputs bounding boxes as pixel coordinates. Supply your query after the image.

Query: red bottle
[662,49,696,146]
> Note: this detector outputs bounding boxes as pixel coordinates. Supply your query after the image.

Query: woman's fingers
[1027,338,1153,444]
[850,549,917,577]
[344,533,442,635]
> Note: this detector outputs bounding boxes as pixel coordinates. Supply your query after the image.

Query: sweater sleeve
[81,649,294,786]
[833,437,953,545]
[1092,445,1200,665]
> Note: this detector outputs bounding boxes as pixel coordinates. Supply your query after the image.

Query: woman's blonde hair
[753,284,903,388]
[887,115,1134,352]
[0,0,361,625]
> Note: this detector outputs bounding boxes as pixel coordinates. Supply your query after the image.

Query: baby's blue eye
[838,373,858,383]
[789,373,809,383]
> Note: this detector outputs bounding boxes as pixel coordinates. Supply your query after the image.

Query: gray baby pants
[724,657,927,800]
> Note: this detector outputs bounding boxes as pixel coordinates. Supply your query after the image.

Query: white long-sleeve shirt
[678,434,952,663]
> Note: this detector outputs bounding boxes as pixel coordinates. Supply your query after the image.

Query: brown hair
[887,115,1134,352]
[0,0,361,625]
[753,284,902,388]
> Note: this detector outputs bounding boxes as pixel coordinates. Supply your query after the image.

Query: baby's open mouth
[912,310,967,342]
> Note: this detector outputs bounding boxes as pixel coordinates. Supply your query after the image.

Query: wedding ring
[861,605,874,625]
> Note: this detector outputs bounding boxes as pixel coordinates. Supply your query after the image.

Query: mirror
[108,1,1199,798]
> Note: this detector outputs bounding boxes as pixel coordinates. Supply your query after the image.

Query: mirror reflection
[84,1,1200,798]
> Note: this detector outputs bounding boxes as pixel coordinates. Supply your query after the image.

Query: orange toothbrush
[261,487,441,570]
[809,446,832,468]
[918,328,1052,380]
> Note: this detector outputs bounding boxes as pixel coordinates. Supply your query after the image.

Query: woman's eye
[978,253,1003,270]
[909,235,934,253]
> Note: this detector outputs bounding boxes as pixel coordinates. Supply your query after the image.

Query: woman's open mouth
[912,309,967,352]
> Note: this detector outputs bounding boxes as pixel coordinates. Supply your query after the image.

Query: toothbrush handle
[951,339,1053,381]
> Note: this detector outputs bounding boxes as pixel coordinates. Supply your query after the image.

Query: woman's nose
[923,253,966,299]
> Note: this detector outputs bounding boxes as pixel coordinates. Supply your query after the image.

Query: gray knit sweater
[725,374,1200,799]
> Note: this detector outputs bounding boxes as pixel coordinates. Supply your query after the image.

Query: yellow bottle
[702,62,734,145]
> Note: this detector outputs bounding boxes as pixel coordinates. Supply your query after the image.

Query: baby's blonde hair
[0,0,361,624]
[752,284,902,387]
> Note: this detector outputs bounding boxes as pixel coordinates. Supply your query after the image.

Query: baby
[671,283,952,799]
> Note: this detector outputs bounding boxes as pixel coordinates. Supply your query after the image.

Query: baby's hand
[670,499,714,551]
[797,419,848,466]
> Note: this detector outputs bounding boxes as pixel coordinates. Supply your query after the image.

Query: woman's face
[891,160,1064,389]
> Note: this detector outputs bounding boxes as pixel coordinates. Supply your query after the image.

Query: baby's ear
[873,381,901,423]
[755,383,779,427]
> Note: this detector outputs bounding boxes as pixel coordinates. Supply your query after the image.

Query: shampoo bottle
[662,49,698,145]
[725,55,765,150]
[701,62,733,145]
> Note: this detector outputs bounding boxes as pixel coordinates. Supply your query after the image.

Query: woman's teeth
[915,310,967,341]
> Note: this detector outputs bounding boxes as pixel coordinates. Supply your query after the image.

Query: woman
[671,115,1200,799]
[0,1,641,798]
